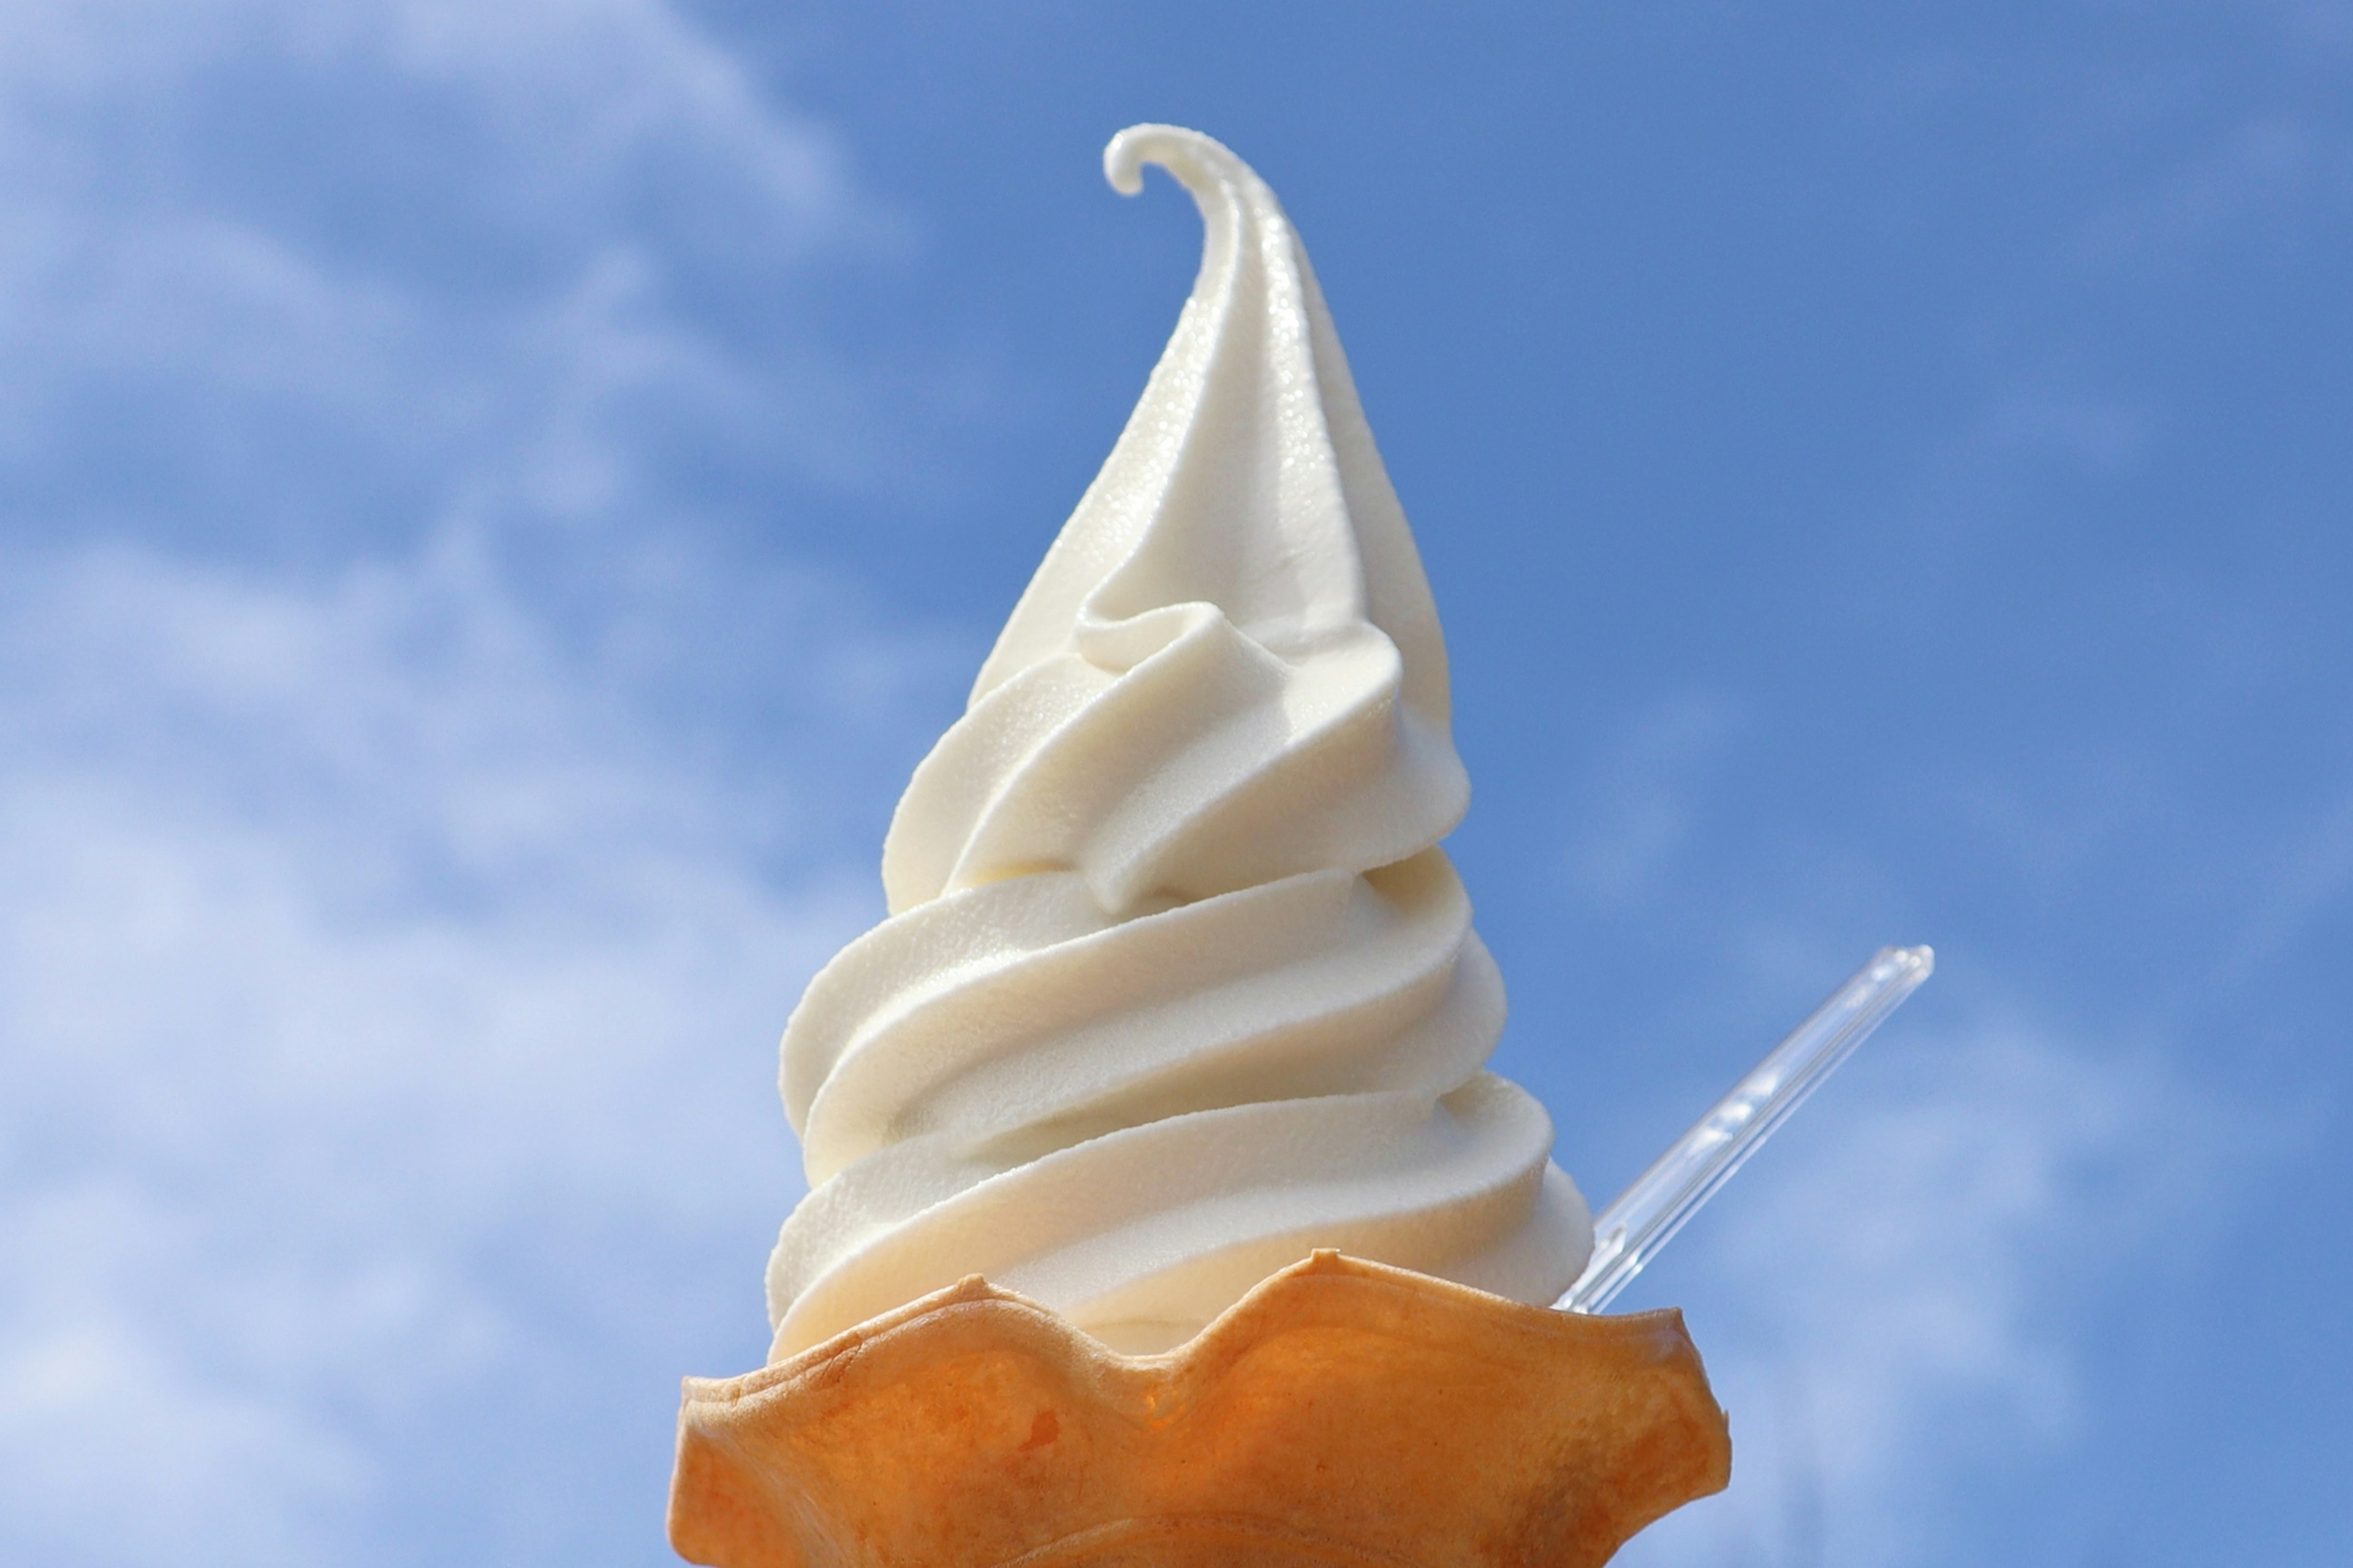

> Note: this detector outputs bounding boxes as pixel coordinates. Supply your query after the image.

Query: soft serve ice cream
[673,125,1730,1568]
[766,125,1590,1359]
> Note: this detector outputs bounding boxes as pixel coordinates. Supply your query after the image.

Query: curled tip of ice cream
[1103,122,1249,200]
[767,126,1590,1361]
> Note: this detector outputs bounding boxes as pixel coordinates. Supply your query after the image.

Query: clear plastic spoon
[1555,944,1934,1314]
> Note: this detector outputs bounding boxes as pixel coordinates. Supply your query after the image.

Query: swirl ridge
[768,126,1588,1358]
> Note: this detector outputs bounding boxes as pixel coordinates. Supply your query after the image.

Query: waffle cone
[669,1251,1729,1567]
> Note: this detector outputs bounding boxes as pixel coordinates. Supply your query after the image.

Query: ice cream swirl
[767,126,1590,1358]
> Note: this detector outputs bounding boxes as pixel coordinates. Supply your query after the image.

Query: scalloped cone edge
[670,1251,1730,1568]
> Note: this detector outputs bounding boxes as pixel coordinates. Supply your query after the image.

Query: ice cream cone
[669,1251,1729,1568]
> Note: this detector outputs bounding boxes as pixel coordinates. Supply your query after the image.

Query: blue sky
[2,3,2345,1564]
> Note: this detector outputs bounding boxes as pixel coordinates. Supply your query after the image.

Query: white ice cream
[767,124,1590,1358]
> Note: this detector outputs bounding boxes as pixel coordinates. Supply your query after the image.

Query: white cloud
[1613,1002,2243,1568]
[0,0,859,230]
[0,534,940,1563]
[0,1178,374,1566]
[0,0,906,534]
[0,2,965,1561]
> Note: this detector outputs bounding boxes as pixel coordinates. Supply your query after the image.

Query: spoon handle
[1556,944,1934,1314]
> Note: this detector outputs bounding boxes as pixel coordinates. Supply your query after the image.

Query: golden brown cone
[670,1251,1729,1567]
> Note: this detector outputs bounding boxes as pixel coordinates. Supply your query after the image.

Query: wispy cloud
[1549,675,2269,1565]
[2220,790,2353,979]
[0,0,911,553]
[0,532,947,1563]
[1615,1001,2247,1568]
[1560,689,1748,909]
[0,1,963,1561]
[2073,114,2331,268]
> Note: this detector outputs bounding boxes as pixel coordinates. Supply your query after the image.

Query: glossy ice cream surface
[766,125,1590,1358]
